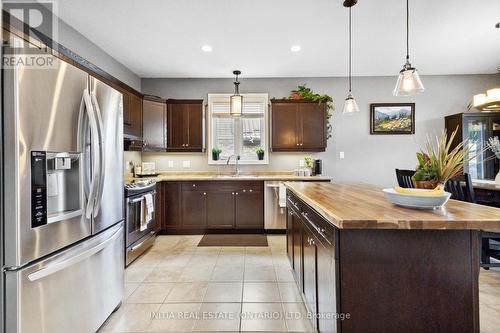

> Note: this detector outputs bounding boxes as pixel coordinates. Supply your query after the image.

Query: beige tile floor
[99,235,500,333]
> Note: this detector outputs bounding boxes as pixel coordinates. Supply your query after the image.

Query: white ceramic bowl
[382,188,452,209]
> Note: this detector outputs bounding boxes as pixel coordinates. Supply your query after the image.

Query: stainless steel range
[125,179,157,266]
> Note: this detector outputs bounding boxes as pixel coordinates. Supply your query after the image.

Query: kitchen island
[285,181,500,333]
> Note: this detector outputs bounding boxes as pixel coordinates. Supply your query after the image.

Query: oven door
[126,191,156,247]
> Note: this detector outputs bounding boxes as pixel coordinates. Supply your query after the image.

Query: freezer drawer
[5,223,124,333]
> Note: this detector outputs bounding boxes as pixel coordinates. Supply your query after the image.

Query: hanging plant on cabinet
[286,84,334,140]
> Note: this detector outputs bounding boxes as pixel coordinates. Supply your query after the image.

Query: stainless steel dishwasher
[264,181,287,231]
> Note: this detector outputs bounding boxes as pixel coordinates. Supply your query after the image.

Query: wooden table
[285,181,500,333]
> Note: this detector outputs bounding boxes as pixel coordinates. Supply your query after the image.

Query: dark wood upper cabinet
[271,99,327,152]
[167,99,204,152]
[143,96,167,151]
[123,92,143,140]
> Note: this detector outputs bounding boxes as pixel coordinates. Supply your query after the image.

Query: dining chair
[446,173,500,269]
[395,169,415,188]
[445,173,476,203]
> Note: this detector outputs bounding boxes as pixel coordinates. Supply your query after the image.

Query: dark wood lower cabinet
[302,226,318,330]
[286,209,294,266]
[286,190,480,333]
[159,181,264,233]
[316,235,337,333]
[291,210,303,289]
[181,189,207,228]
[162,182,181,231]
[207,190,234,228]
[235,189,264,229]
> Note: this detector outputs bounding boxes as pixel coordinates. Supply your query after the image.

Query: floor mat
[198,234,268,247]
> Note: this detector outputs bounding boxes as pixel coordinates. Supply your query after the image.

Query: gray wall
[57,18,141,91]
[142,74,500,186]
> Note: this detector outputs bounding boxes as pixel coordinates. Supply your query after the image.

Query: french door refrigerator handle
[77,93,91,199]
[90,92,105,217]
[80,89,100,219]
[27,225,123,282]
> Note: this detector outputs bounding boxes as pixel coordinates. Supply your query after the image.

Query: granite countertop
[285,181,500,231]
[471,179,500,191]
[124,172,332,184]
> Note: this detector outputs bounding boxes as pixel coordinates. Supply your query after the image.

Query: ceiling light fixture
[471,88,500,111]
[201,45,213,52]
[230,70,243,116]
[393,0,424,96]
[290,45,301,52]
[342,0,360,114]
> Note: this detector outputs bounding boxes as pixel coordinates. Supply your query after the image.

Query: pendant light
[230,70,243,116]
[393,0,424,96]
[342,1,360,114]
[471,88,500,111]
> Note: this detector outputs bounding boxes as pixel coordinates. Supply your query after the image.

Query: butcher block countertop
[285,181,500,231]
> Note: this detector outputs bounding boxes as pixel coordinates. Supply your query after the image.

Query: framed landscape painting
[370,103,415,134]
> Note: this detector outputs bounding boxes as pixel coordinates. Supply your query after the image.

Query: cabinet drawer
[181,182,213,191]
[236,181,263,193]
[300,203,336,249]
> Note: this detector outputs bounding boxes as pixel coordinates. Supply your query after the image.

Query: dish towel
[141,194,154,231]
[278,183,286,208]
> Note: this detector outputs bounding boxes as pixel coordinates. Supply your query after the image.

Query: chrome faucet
[227,154,241,175]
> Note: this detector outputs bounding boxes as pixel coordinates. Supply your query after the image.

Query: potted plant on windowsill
[412,127,477,189]
[256,147,265,160]
[212,147,222,161]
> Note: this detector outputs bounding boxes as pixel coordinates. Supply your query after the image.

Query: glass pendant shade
[342,93,360,114]
[230,94,243,116]
[394,0,424,97]
[393,63,425,96]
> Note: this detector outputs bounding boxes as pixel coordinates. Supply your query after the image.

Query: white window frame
[207,93,269,165]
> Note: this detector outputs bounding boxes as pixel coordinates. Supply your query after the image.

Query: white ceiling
[56,0,500,78]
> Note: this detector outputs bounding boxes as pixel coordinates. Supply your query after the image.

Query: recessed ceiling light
[290,45,301,52]
[201,45,213,52]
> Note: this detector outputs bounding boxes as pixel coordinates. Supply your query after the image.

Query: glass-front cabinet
[445,112,500,180]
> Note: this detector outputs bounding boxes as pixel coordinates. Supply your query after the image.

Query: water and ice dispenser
[31,151,83,228]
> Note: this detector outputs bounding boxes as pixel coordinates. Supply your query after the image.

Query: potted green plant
[212,147,222,161]
[413,127,475,189]
[256,147,265,160]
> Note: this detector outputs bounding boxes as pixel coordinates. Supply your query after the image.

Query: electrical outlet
[339,152,345,159]
[168,161,174,168]
[182,160,191,168]
[299,159,305,167]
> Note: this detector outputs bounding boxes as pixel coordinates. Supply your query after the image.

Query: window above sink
[207,93,269,165]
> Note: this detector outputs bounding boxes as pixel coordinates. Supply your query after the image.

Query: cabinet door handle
[231,192,235,195]
[192,184,196,187]
[203,192,206,196]
[243,189,246,192]
[296,143,299,146]
[302,212,321,234]
[249,189,253,192]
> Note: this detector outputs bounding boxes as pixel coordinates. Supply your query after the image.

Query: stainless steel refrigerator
[2,36,124,333]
